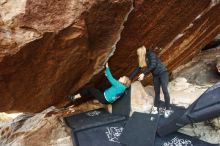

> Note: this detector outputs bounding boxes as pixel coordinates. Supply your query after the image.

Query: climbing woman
[67,62,131,104]
[130,46,172,118]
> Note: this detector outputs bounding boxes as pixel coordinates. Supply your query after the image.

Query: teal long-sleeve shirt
[104,67,127,103]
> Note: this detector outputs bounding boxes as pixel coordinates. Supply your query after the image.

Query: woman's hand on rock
[105,62,109,68]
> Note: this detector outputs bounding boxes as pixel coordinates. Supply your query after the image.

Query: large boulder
[0,0,132,112]
[1,0,220,112]
[130,81,154,114]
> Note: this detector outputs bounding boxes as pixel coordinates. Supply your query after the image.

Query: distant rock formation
[171,48,220,85]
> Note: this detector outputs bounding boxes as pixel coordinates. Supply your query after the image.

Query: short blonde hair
[137,46,147,67]
[122,76,131,87]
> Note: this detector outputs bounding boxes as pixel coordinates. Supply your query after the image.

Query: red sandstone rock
[110,0,220,80]
[0,0,132,112]
[0,0,220,112]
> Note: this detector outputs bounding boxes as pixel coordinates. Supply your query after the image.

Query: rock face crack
[109,1,220,85]
[92,0,134,76]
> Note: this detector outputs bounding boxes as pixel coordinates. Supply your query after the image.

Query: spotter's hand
[138,73,145,81]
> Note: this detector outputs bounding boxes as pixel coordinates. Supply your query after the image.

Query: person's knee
[162,88,169,94]
[161,88,168,95]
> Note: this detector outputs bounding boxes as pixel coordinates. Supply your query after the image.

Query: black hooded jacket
[129,49,167,80]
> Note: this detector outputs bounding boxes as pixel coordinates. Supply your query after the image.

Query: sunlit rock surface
[0,113,12,124]
[0,113,22,126]
[0,102,104,146]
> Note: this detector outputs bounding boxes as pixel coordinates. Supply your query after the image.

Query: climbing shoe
[151,106,158,114]
[67,95,76,102]
[164,109,174,118]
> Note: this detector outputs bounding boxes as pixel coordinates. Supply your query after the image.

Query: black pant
[79,87,109,104]
[153,71,170,109]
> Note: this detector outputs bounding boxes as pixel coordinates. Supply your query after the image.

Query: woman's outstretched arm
[105,63,120,86]
[129,67,141,80]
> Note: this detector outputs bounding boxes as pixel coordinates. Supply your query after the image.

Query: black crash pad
[155,132,217,146]
[112,87,131,117]
[64,108,126,131]
[119,112,159,146]
[73,118,127,146]
[157,102,186,137]
[159,101,186,121]
[157,82,220,137]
